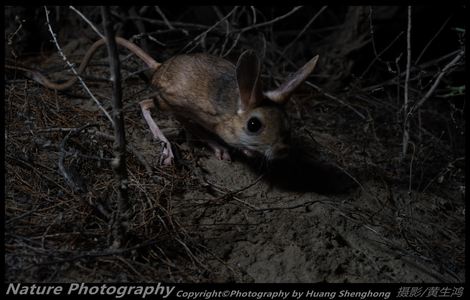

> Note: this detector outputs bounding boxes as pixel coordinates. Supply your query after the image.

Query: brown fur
[152,54,239,131]
[9,37,318,160]
[150,50,318,159]
[151,54,252,148]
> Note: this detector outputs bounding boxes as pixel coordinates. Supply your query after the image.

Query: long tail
[5,37,160,91]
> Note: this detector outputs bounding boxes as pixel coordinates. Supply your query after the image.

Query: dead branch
[69,6,105,39]
[305,81,367,120]
[101,6,130,249]
[181,6,238,53]
[239,6,303,33]
[280,6,328,57]
[154,6,175,30]
[410,49,465,113]
[402,6,412,159]
[43,6,114,125]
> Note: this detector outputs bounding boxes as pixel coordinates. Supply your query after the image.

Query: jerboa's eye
[247,117,262,133]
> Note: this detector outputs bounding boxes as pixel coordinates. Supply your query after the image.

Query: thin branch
[305,81,367,120]
[222,32,242,57]
[239,6,303,32]
[155,6,175,30]
[213,6,233,56]
[402,6,412,158]
[361,49,462,92]
[102,5,130,249]
[181,6,238,53]
[416,15,452,64]
[129,6,149,52]
[125,16,209,30]
[43,6,114,126]
[357,31,404,82]
[411,49,465,113]
[250,6,257,24]
[69,6,105,39]
[280,6,328,56]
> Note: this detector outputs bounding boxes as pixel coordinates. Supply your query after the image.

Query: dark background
[4,6,466,283]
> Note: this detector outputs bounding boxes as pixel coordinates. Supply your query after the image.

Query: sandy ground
[5,6,465,284]
[131,116,465,283]
[5,68,464,284]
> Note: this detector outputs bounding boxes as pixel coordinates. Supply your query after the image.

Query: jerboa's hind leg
[139,99,174,165]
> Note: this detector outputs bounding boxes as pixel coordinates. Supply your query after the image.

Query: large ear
[236,50,263,113]
[264,55,319,104]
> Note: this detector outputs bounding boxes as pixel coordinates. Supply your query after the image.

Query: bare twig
[181,6,238,53]
[129,6,149,52]
[358,31,404,83]
[7,17,24,58]
[416,15,452,64]
[43,6,114,126]
[368,7,382,64]
[305,81,367,120]
[69,6,105,39]
[361,49,462,92]
[250,6,257,24]
[402,6,412,158]
[280,6,328,56]
[213,6,233,56]
[155,6,175,30]
[408,142,416,195]
[203,174,264,210]
[125,16,209,30]
[222,32,242,57]
[239,6,303,32]
[410,49,465,113]
[102,6,130,249]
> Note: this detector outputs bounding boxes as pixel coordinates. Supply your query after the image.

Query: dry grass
[4,6,465,282]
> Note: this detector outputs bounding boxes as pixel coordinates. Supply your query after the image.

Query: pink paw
[160,142,174,165]
[214,147,231,161]
[208,141,231,161]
